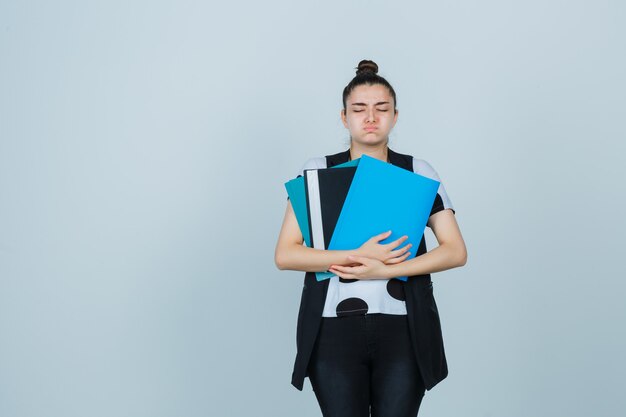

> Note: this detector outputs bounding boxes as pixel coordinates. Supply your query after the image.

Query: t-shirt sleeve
[286,157,327,201]
[412,158,456,224]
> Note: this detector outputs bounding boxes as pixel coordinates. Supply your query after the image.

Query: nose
[366,108,376,123]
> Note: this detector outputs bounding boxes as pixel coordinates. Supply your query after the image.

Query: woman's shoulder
[301,156,327,169]
[410,156,455,212]
[297,156,327,176]
[388,148,442,181]
[411,157,441,181]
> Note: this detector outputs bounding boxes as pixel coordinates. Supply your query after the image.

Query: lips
[364,127,378,131]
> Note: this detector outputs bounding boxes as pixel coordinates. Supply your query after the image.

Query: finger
[389,243,412,258]
[385,234,409,249]
[386,251,411,264]
[370,230,392,243]
[328,262,361,271]
[347,255,370,265]
[329,265,359,274]
[329,263,360,270]
[329,264,349,273]
[329,268,357,280]
[330,264,361,274]
[333,262,370,275]
[384,251,411,264]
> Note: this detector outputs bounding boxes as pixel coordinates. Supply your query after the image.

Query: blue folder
[328,155,440,281]
[285,177,312,247]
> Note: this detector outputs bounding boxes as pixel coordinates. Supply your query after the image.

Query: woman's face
[341,83,398,147]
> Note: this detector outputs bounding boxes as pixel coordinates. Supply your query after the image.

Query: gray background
[1,1,625,416]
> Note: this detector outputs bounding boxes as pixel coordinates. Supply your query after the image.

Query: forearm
[275,243,358,273]
[383,242,466,279]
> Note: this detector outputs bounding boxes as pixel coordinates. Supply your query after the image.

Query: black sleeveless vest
[290,148,448,391]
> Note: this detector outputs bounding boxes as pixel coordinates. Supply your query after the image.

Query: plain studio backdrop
[1,1,625,416]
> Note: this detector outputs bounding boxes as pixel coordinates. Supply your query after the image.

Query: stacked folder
[285,155,440,281]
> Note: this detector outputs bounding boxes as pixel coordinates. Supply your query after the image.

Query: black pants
[308,313,426,417]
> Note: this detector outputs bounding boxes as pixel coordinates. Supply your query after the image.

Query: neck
[349,140,389,162]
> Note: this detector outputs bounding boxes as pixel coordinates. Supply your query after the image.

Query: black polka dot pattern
[339,277,358,283]
[386,279,406,301]
[336,298,369,317]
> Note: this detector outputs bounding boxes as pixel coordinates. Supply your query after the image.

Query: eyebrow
[350,101,391,106]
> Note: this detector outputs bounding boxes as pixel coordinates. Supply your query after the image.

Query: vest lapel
[325,149,350,168]
[326,147,413,171]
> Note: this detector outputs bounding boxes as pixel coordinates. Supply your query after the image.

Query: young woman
[275,59,467,417]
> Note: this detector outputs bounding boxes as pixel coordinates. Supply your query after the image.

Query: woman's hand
[329,255,390,280]
[357,230,412,265]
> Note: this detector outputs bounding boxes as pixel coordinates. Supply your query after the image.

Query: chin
[353,137,387,146]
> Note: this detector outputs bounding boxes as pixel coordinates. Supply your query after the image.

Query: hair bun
[355,60,378,76]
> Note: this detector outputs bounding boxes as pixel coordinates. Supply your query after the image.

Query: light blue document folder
[328,155,440,281]
[284,159,359,281]
[285,177,312,247]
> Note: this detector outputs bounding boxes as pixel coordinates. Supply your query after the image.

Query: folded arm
[329,209,467,279]
[274,200,412,273]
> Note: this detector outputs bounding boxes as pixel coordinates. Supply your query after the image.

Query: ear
[392,108,399,126]
[340,109,348,128]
